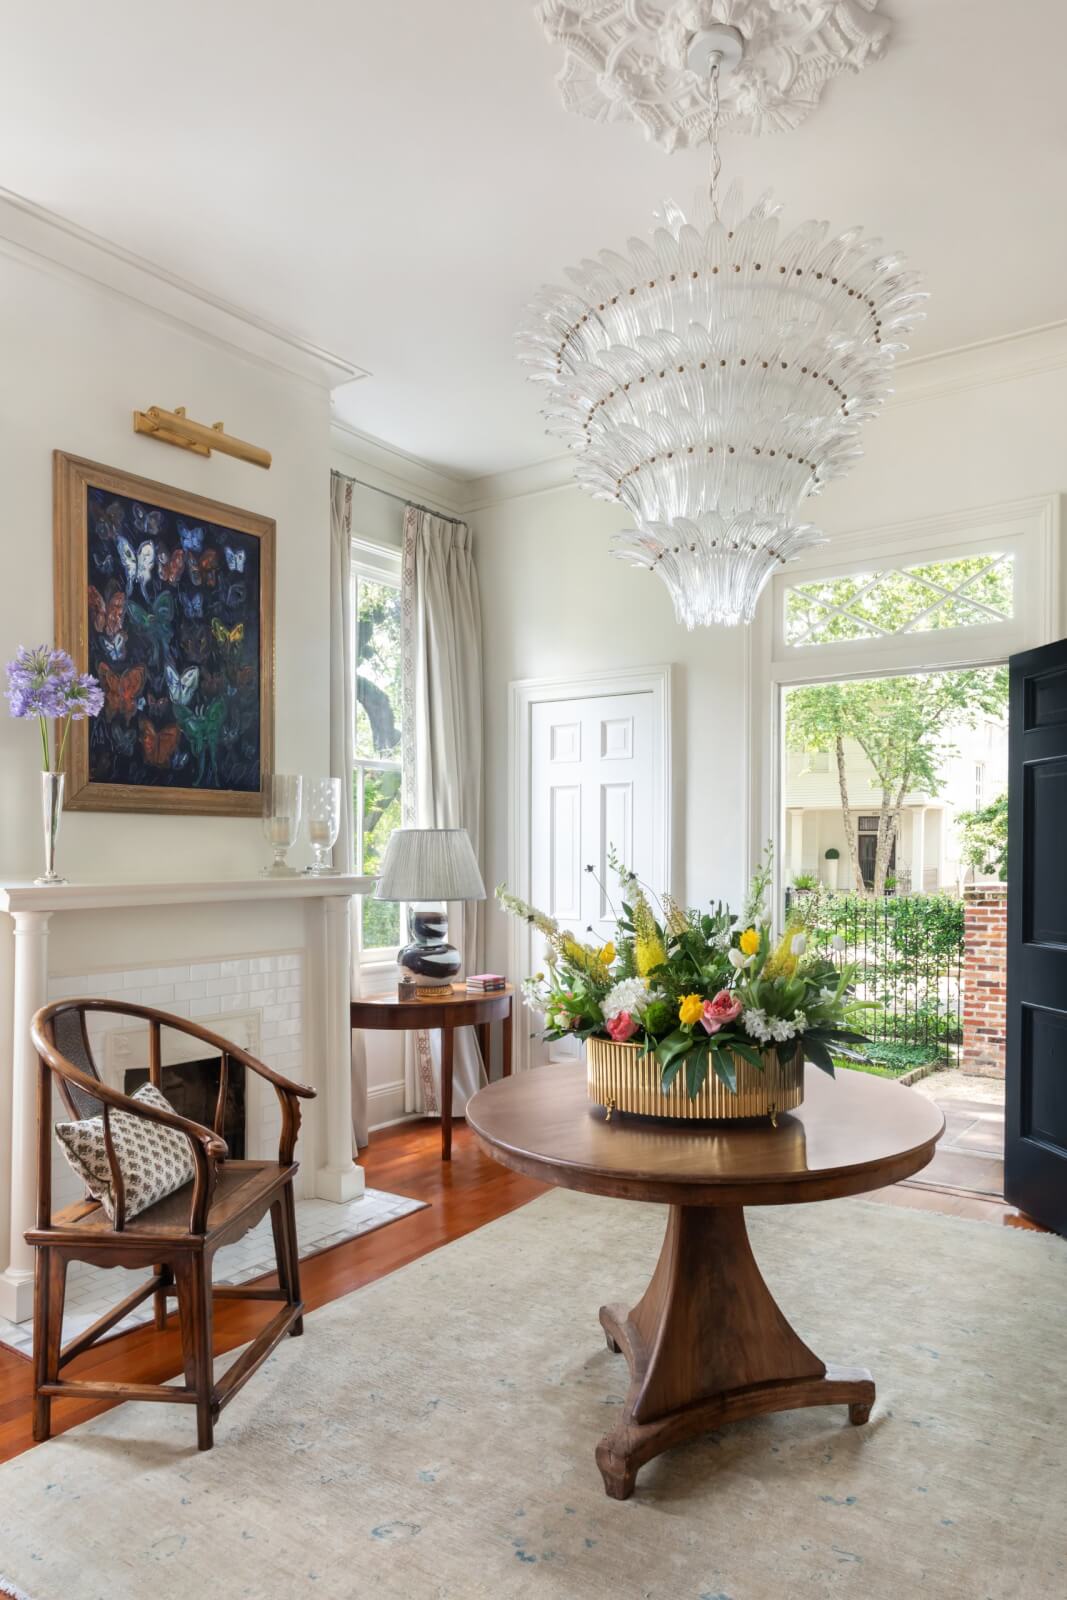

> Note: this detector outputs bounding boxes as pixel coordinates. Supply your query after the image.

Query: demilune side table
[351,985,513,1160]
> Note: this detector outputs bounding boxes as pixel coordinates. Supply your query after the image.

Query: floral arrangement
[6,646,103,769]
[497,849,865,1099]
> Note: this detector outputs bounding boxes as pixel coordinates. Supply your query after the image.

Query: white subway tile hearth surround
[46,952,307,1212]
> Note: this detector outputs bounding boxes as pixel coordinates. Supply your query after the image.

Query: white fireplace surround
[0,875,373,1323]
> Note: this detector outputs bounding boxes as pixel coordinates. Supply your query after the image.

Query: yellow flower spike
[599,941,616,967]
[739,927,760,956]
[678,993,704,1027]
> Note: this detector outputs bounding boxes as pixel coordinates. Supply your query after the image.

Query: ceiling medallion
[518,8,924,629]
[536,0,891,148]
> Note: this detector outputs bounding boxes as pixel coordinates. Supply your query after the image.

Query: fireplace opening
[125,1058,246,1160]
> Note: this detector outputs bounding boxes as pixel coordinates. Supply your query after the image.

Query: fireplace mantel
[0,873,376,1322]
[0,874,374,913]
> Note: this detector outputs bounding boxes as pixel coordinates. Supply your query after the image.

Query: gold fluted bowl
[586,1036,804,1122]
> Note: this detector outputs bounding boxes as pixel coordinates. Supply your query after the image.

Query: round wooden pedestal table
[466,1061,944,1500]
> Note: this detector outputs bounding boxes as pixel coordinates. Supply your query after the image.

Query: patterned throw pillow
[55,1083,196,1221]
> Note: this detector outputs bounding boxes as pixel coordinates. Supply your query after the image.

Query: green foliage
[824,847,840,860]
[803,890,964,1052]
[957,791,1008,881]
[791,872,818,890]
[354,576,403,949]
[785,553,1014,648]
[355,578,402,760]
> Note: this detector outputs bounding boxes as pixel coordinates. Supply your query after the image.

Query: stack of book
[466,973,506,993]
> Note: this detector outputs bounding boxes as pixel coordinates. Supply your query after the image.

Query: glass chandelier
[517,29,926,628]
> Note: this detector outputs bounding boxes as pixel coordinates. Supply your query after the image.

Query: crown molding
[464,321,1067,513]
[0,186,368,391]
[890,320,1067,407]
[329,419,469,517]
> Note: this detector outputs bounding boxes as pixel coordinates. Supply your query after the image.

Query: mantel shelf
[0,875,376,915]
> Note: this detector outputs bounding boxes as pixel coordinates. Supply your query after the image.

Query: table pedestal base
[595,1203,874,1499]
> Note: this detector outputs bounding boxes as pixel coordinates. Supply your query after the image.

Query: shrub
[824,847,840,860]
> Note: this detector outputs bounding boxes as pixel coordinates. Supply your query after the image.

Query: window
[352,542,403,959]
[975,762,985,810]
[784,552,1014,648]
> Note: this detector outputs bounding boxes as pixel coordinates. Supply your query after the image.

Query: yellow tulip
[599,941,616,967]
[678,993,704,1027]
[739,927,760,956]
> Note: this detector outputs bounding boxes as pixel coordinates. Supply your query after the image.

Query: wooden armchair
[28,999,316,1450]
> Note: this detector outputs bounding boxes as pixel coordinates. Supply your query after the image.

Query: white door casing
[507,666,672,1073]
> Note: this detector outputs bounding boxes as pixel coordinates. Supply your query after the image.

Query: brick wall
[961,885,1007,1077]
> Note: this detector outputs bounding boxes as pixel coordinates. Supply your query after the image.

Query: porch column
[0,909,51,1323]
[910,806,927,895]
[788,809,804,882]
[315,893,364,1203]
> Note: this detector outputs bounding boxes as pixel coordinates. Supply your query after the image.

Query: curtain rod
[340,471,465,526]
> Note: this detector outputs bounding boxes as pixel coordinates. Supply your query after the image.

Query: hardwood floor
[0,1112,1045,1466]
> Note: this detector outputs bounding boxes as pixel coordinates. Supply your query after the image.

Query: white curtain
[401,506,484,1115]
[330,470,369,1148]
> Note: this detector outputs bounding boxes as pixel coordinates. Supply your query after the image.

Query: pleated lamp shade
[373,827,486,903]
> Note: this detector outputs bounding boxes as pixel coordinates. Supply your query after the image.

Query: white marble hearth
[0,874,374,1323]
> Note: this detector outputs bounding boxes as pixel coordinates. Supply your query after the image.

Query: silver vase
[35,770,67,886]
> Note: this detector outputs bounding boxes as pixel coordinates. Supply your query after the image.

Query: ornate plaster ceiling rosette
[538,0,891,148]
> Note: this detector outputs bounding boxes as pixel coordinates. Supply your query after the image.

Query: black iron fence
[785,889,966,1061]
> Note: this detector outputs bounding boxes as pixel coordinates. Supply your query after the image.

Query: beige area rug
[0,1190,1064,1600]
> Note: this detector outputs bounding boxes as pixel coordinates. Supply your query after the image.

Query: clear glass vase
[35,770,67,886]
[261,774,303,876]
[305,778,341,875]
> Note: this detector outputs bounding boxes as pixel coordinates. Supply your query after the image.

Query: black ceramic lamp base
[398,906,460,988]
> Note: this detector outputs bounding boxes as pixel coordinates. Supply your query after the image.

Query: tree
[786,667,1007,897]
[957,791,1008,881]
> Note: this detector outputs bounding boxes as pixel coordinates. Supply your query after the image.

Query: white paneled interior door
[528,689,659,1063]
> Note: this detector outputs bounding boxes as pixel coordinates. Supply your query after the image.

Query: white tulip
[790,933,807,956]
[831,934,845,953]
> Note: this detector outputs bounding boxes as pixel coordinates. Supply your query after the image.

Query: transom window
[784,552,1014,648]
[352,544,403,958]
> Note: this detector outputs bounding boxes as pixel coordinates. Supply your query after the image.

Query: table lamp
[374,827,486,990]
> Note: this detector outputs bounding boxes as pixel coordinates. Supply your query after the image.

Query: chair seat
[32,1160,296,1246]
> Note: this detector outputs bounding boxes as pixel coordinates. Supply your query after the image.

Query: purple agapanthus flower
[6,644,103,768]
[61,673,105,720]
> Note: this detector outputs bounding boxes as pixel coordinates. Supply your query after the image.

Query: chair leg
[32,1248,67,1443]
[153,1263,172,1330]
[176,1254,215,1451]
[271,1184,303,1337]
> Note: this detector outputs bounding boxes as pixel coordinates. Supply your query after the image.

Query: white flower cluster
[601,977,658,1021]
[520,975,549,1014]
[742,1007,808,1046]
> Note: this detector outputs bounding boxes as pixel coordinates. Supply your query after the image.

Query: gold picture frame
[54,451,275,816]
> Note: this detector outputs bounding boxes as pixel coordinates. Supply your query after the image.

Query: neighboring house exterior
[784,715,1007,893]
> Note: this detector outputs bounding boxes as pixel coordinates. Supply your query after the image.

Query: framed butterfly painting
[53,452,275,815]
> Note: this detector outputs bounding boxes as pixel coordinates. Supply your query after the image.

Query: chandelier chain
[708,56,722,221]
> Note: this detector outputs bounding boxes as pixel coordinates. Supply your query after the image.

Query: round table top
[466,1061,944,1207]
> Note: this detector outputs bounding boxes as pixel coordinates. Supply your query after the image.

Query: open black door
[1005,637,1067,1234]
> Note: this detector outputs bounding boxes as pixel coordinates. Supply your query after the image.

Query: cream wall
[0,254,333,886]
[472,341,1067,983]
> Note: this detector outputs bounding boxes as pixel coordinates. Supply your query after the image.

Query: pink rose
[607,1010,639,1042]
[701,989,742,1034]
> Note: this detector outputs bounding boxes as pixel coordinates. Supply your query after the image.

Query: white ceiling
[4,1,1066,479]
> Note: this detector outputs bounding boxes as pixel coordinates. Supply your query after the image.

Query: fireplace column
[314,893,364,1202]
[0,909,51,1323]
